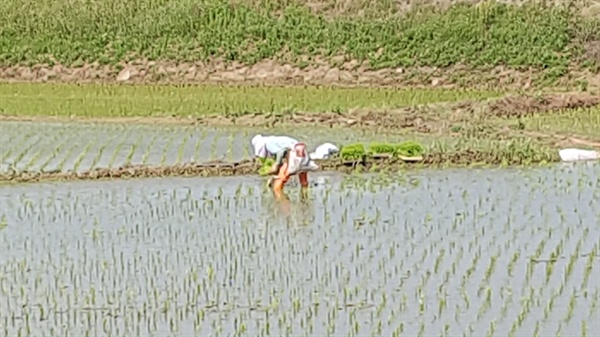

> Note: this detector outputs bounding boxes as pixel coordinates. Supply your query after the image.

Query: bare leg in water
[267,148,290,187]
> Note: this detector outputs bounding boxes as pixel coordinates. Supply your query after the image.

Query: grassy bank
[0,83,503,117]
[1,0,598,78]
[515,106,600,140]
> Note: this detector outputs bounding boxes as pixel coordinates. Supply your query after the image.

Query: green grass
[519,106,600,140]
[0,83,503,117]
[0,0,597,75]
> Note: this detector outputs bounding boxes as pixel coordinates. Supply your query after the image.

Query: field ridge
[1,147,562,184]
[2,91,597,141]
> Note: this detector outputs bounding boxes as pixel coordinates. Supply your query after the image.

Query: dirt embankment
[2,59,599,90]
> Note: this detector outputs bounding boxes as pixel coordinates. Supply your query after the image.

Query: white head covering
[251,134,267,157]
[251,134,262,147]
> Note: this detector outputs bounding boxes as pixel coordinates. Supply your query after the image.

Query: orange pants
[272,162,308,193]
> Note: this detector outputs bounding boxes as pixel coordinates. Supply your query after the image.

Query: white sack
[558,148,600,162]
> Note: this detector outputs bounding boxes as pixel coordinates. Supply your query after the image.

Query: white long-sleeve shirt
[253,135,298,158]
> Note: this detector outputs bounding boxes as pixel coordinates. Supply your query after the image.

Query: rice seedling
[9,133,43,168]
[23,147,45,172]
[386,141,425,157]
[340,141,425,161]
[89,135,118,170]
[176,133,189,164]
[340,144,366,161]
[54,143,76,172]
[18,128,67,172]
[107,137,125,169]
[0,130,29,161]
[160,133,176,165]
[227,134,235,162]
[193,129,208,162]
[125,133,144,166]
[0,215,6,231]
[209,133,219,160]
[507,250,520,277]
[0,82,508,119]
[72,138,95,172]
[0,117,572,180]
[40,140,67,172]
[141,134,158,165]
[581,245,597,290]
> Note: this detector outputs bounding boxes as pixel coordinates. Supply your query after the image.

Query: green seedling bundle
[339,141,425,161]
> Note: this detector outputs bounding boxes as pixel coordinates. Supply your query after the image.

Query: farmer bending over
[251,134,299,176]
[251,134,317,194]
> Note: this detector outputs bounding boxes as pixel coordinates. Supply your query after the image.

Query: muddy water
[1,164,599,337]
[0,121,421,174]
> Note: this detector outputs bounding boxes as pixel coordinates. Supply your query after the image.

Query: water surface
[1,163,599,337]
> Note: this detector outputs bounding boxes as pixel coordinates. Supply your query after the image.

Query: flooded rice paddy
[0,121,420,174]
[1,163,599,337]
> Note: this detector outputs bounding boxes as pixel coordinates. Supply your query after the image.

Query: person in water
[251,134,298,176]
[251,134,314,192]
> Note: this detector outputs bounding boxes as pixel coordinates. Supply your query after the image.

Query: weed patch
[0,0,597,78]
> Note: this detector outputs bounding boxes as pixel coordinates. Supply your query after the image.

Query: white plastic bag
[287,143,319,175]
[310,142,340,160]
[558,148,600,162]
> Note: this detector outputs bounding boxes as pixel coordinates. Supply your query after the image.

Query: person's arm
[267,147,289,174]
[254,143,267,159]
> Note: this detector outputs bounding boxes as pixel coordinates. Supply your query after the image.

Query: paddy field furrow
[178,133,195,165]
[95,133,126,170]
[194,131,217,162]
[212,132,232,162]
[159,130,179,166]
[2,131,39,166]
[87,134,121,171]
[11,134,46,171]
[63,139,91,172]
[41,141,77,172]
[127,133,152,167]
[139,133,163,166]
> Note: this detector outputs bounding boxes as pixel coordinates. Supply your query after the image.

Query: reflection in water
[271,185,314,221]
